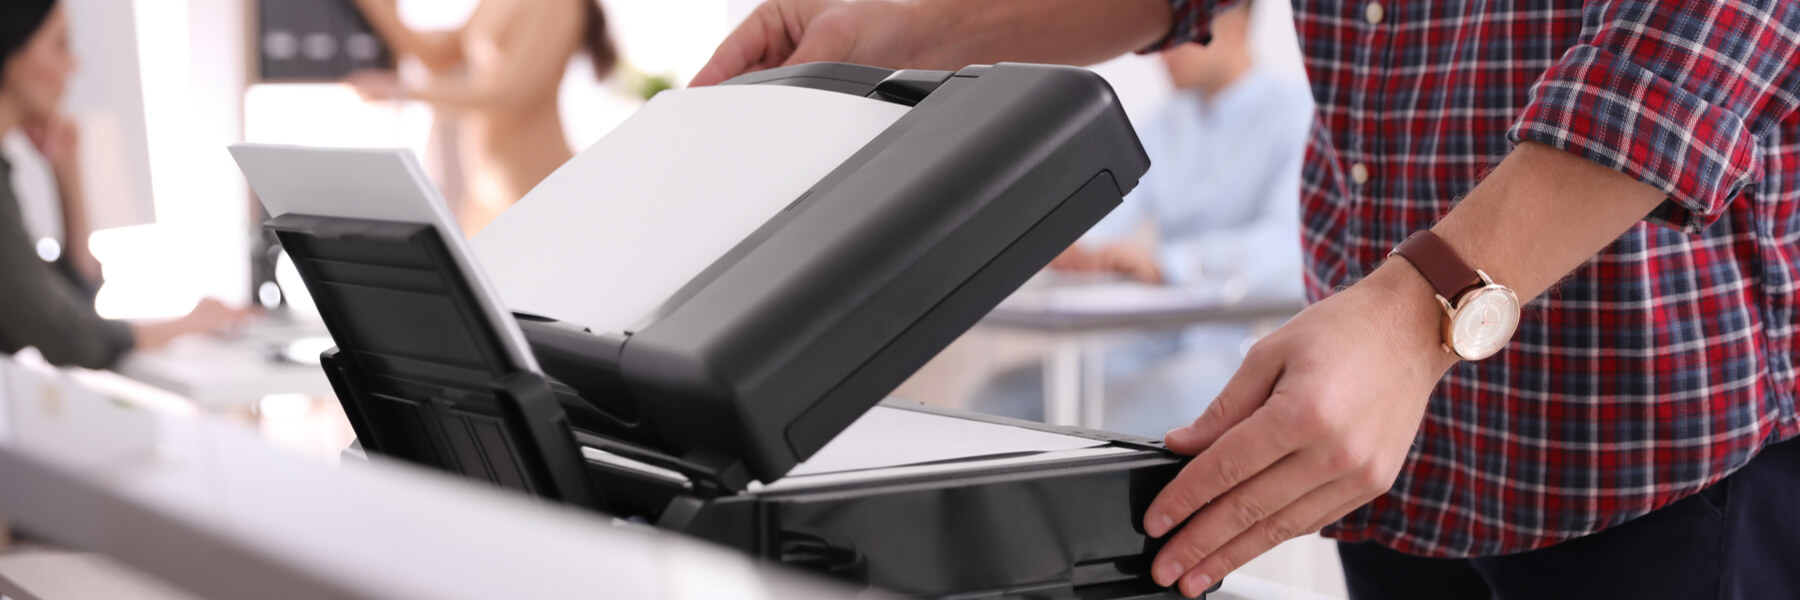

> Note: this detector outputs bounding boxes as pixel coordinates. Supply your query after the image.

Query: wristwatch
[1389,230,1521,361]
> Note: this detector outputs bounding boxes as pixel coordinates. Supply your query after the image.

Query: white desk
[983,281,1305,428]
[0,358,853,600]
[0,549,200,600]
[112,316,335,409]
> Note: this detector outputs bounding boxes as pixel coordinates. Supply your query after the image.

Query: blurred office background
[1,0,1339,596]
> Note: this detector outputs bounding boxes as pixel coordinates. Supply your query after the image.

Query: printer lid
[487,63,1148,488]
[468,83,912,335]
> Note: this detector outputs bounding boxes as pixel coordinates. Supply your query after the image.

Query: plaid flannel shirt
[1154,0,1800,557]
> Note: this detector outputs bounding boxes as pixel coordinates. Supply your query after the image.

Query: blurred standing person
[972,2,1313,437]
[351,0,619,234]
[0,0,249,369]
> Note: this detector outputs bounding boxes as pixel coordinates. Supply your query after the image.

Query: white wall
[92,0,252,319]
[61,0,158,231]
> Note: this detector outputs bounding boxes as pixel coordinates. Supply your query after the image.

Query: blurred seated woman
[352,0,619,234]
[0,0,246,369]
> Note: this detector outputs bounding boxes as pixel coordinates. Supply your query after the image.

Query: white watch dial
[1449,287,1520,360]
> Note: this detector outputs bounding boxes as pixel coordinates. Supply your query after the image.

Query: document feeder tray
[271,63,1211,598]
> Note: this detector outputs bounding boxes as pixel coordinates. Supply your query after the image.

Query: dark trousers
[1338,436,1800,600]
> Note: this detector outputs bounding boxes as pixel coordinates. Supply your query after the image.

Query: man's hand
[1141,143,1669,597]
[1050,244,1101,272]
[692,0,1174,87]
[1051,242,1164,284]
[1144,263,1456,597]
[1094,242,1163,284]
[693,0,928,87]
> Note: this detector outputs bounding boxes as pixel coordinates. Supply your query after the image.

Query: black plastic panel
[625,63,1151,484]
[269,214,601,513]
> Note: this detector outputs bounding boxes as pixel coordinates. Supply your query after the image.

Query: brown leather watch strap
[1390,230,1481,301]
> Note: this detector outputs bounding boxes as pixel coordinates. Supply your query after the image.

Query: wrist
[1362,260,1461,373]
[909,0,989,69]
[911,0,1171,69]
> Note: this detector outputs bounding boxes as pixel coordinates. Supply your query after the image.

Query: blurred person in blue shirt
[972,1,1314,437]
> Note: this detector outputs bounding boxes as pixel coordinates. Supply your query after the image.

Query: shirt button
[1351,163,1371,185]
[1364,1,1385,25]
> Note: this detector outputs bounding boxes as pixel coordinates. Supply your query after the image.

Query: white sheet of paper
[228,145,539,372]
[755,446,1140,492]
[782,406,1107,478]
[470,85,910,332]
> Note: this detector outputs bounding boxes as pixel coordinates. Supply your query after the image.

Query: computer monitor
[60,0,157,231]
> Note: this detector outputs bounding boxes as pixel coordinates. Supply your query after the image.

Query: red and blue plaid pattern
[1154,0,1800,557]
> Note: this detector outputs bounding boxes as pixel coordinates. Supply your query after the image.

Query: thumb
[1165,342,1284,454]
[778,8,860,68]
[779,35,850,69]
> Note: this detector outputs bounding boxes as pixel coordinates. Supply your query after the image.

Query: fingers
[1164,343,1282,455]
[1150,450,1332,588]
[1144,408,1299,539]
[1176,480,1371,597]
[1051,245,1097,271]
[1093,246,1161,283]
[693,3,792,86]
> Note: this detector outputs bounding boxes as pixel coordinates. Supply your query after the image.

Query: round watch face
[1448,286,1521,360]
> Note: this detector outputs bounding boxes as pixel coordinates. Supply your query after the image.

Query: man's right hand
[692,0,1176,87]
[692,0,930,87]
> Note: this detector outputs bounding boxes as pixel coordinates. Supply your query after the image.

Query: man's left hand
[1144,263,1456,597]
[1092,242,1163,284]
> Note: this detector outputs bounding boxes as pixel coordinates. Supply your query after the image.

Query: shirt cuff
[1140,0,1228,53]
[1508,45,1762,234]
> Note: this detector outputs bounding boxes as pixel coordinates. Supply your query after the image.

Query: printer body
[264,63,1206,598]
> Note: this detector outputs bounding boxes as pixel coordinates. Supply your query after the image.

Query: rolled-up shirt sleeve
[1508,1,1800,233]
[1142,0,1238,51]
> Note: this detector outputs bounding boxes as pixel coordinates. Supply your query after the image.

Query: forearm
[402,81,505,111]
[913,0,1172,69]
[1367,142,1667,369]
[1432,142,1665,299]
[351,0,425,57]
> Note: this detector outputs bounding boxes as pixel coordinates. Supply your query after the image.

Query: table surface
[0,358,852,600]
[984,300,1307,332]
[982,280,1306,333]
[111,316,336,408]
[0,548,199,600]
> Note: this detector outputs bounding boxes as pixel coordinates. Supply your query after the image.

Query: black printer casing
[273,63,1210,598]
[530,63,1153,485]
